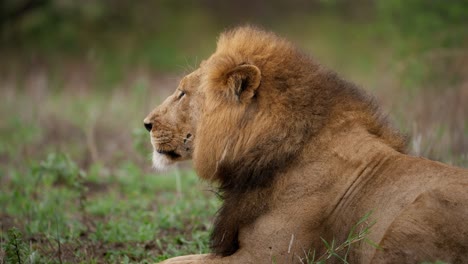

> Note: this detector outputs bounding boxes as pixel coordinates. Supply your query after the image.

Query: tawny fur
[145,26,468,264]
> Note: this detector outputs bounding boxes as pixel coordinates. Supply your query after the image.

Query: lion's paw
[157,254,211,264]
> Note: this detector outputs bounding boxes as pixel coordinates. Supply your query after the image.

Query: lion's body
[217,125,468,264]
[144,26,468,263]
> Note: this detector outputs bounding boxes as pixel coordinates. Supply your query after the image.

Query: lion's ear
[226,64,261,103]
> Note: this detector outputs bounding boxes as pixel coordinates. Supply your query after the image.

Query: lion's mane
[192,26,406,256]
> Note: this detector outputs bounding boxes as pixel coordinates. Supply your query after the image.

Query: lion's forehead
[180,70,202,89]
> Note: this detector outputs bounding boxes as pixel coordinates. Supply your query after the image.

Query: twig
[175,164,183,198]
[55,215,63,264]
[85,120,100,165]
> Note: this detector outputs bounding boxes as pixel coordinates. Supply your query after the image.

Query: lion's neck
[302,124,400,206]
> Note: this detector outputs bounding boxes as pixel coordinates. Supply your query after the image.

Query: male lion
[143,26,468,263]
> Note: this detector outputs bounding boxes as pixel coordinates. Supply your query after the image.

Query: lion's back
[371,160,468,263]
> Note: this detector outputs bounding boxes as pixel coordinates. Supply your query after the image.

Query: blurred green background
[1,0,467,263]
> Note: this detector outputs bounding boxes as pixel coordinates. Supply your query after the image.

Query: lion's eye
[178,91,186,99]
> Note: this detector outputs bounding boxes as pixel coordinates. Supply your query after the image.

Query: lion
[143,26,468,263]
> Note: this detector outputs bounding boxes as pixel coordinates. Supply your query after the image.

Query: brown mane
[192,26,407,256]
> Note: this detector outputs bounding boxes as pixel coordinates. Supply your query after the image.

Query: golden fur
[144,26,468,263]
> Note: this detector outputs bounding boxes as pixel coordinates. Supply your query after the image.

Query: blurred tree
[377,0,468,50]
[0,0,49,27]
[0,0,466,77]
[376,0,468,88]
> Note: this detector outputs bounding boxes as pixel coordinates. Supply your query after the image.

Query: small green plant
[301,211,378,264]
[3,227,30,264]
[132,126,152,159]
[35,152,86,188]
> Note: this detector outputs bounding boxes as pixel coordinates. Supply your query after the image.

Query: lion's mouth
[157,149,181,159]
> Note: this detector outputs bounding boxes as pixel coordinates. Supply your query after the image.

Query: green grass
[0,153,218,263]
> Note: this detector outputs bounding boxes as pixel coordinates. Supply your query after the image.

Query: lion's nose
[144,122,153,132]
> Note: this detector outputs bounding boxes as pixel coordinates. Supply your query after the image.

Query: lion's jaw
[151,150,176,170]
[149,130,194,170]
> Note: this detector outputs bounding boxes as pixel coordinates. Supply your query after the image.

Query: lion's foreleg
[157,254,210,264]
[157,250,259,264]
[157,253,239,264]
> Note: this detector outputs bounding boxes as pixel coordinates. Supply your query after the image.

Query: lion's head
[145,29,316,184]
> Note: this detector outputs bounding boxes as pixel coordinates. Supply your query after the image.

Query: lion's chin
[152,152,176,171]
